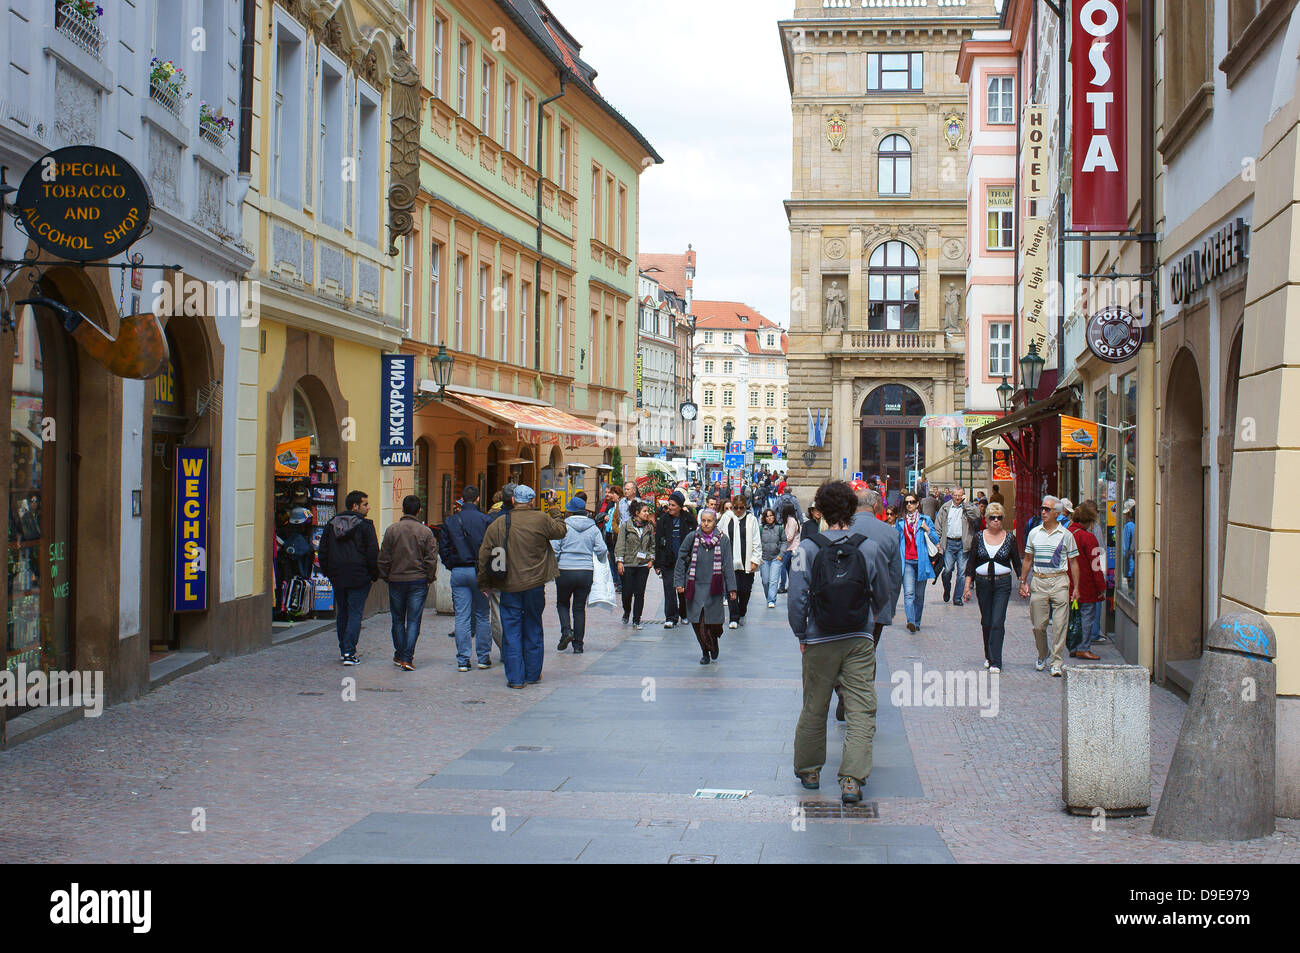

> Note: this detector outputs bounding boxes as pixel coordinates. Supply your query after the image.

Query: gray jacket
[759,521,784,560]
[850,510,903,628]
[787,528,894,645]
[936,499,982,551]
[551,515,608,571]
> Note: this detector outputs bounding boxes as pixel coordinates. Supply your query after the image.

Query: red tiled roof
[745,330,789,356]
[637,250,695,298]
[691,300,780,331]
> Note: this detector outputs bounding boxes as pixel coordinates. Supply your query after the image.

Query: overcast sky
[552,0,795,327]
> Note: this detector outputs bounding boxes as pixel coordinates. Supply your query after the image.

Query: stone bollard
[1062,664,1151,816]
[1153,612,1276,841]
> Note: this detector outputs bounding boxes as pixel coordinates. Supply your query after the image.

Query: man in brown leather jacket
[379,495,438,670]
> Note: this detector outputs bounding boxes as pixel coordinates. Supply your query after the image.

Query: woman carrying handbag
[962,502,1023,673]
[896,492,941,632]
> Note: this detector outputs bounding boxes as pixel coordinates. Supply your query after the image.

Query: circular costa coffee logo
[1085,307,1143,363]
[15,146,152,262]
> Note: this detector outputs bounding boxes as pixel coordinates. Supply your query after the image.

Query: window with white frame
[478,264,490,356]
[457,37,470,116]
[723,331,733,345]
[558,125,569,191]
[432,16,444,100]
[703,359,714,374]
[989,322,1012,377]
[703,331,714,345]
[499,276,510,361]
[429,241,441,343]
[522,92,533,163]
[987,187,1014,250]
[722,387,734,407]
[723,360,733,375]
[987,75,1014,125]
[406,0,417,56]
[591,166,600,234]
[480,57,493,135]
[519,280,530,364]
[502,77,513,152]
[317,57,345,226]
[555,296,565,373]
[357,83,382,245]
[749,389,758,408]
[867,52,923,91]
[402,237,413,334]
[878,135,912,196]
[454,255,465,350]
[766,332,776,347]
[703,423,713,444]
[766,424,776,445]
[272,21,304,206]
[782,390,787,407]
[765,390,775,408]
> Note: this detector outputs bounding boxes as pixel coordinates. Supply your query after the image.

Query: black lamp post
[416,344,455,409]
[1020,339,1045,397]
[723,421,734,447]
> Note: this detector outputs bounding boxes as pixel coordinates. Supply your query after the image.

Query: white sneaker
[989,666,1001,674]
[768,601,776,609]
[1051,665,1063,677]
[728,621,738,629]
[983,660,990,670]
[664,620,675,629]
[1035,657,1047,672]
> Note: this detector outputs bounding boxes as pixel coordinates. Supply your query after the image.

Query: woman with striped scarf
[673,508,737,665]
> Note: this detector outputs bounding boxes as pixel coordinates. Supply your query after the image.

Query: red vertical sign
[1071,0,1127,231]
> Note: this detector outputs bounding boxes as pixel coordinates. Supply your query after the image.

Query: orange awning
[445,392,611,449]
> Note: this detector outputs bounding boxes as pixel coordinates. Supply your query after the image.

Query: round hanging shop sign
[14,146,152,262]
[1085,306,1143,363]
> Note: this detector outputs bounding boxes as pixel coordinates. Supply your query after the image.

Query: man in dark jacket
[379,495,438,671]
[438,485,494,671]
[318,489,379,665]
[655,491,697,628]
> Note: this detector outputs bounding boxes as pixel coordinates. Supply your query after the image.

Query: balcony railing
[150,78,184,117]
[199,123,231,151]
[54,3,104,60]
[841,330,946,352]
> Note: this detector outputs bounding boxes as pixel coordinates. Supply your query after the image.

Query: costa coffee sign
[1071,0,1127,231]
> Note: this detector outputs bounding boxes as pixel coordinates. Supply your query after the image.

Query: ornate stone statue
[824,281,846,331]
[943,285,962,332]
[387,39,421,255]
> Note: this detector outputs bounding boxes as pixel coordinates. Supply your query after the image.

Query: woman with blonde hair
[962,501,1022,673]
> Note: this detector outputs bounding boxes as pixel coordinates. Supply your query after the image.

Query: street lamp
[997,374,1013,413]
[1020,339,1045,396]
[723,421,734,447]
[416,343,455,408]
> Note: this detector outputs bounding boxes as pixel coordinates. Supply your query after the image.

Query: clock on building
[680,402,698,421]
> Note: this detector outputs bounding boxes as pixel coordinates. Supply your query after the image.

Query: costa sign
[14,146,151,261]
[1085,306,1142,363]
[1071,0,1127,231]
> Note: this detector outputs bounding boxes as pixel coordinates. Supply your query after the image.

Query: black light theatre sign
[1086,306,1143,364]
[15,146,152,261]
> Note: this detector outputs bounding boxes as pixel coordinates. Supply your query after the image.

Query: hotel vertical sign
[1023,105,1049,201]
[1071,0,1128,231]
[173,448,209,612]
[380,354,415,466]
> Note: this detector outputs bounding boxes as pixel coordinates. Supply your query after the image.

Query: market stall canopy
[444,390,610,448]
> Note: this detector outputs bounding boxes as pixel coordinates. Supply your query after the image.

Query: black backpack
[805,532,872,634]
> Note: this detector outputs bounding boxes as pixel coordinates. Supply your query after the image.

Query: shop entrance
[859,384,926,498]
[149,353,186,651]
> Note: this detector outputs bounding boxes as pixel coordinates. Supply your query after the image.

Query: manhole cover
[692,789,751,800]
[798,800,880,819]
[668,853,716,864]
[361,687,403,693]
[504,745,552,752]
[297,691,324,696]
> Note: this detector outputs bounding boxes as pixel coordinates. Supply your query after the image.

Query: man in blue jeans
[378,494,438,670]
[935,486,980,606]
[438,485,493,671]
[317,490,380,665]
[477,485,567,688]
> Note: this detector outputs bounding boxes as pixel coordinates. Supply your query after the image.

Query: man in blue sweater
[438,485,493,671]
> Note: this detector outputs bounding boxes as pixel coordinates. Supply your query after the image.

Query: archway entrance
[1163,350,1205,665]
[859,383,926,496]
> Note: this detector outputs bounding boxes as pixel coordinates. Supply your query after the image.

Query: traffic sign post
[724,453,745,470]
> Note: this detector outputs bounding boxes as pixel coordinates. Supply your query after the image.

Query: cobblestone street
[1,583,1296,863]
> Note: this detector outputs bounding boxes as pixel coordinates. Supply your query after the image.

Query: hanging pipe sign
[14,146,152,261]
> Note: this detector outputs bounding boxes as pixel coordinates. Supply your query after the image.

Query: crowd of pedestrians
[314,472,1118,804]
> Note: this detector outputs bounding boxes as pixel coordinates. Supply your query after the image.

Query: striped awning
[445,392,610,449]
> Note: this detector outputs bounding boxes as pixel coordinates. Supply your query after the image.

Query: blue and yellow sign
[173,447,209,612]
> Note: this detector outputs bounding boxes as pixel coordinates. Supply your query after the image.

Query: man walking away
[318,490,379,665]
[551,496,607,653]
[850,485,904,630]
[478,485,568,688]
[485,482,516,655]
[936,487,980,605]
[379,495,438,670]
[789,480,894,804]
[919,487,940,521]
[1019,496,1080,677]
[438,485,493,671]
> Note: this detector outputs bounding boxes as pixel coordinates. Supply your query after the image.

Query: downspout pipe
[238,0,255,177]
[1137,0,1157,673]
[534,73,567,371]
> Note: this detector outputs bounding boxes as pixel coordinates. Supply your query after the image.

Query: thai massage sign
[14,146,151,261]
[173,447,209,612]
[380,354,414,466]
[1071,0,1127,231]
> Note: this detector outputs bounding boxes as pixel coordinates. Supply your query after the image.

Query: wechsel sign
[380,354,414,466]
[173,447,209,612]
[15,146,151,261]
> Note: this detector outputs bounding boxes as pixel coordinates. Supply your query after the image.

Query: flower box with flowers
[199,102,235,147]
[149,58,191,116]
[54,1,105,58]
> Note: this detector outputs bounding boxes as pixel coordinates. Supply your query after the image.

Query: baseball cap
[566,496,587,513]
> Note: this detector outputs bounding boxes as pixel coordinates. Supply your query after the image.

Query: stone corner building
[778,0,999,501]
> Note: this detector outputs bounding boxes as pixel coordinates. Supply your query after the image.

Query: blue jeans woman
[895,501,940,632]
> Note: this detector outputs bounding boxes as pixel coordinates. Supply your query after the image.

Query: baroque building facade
[779,0,999,501]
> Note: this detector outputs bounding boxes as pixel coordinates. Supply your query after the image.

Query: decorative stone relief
[54,63,97,147]
[357,261,378,300]
[943,238,964,260]
[320,242,344,286]
[344,253,353,298]
[148,126,181,212]
[273,223,302,274]
[303,238,314,284]
[196,163,225,231]
[304,42,316,205]
[387,39,420,255]
[824,237,847,260]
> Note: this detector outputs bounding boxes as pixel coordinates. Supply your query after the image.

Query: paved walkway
[1,575,1297,863]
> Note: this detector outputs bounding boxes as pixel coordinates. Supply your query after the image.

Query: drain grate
[668,853,716,864]
[798,800,880,819]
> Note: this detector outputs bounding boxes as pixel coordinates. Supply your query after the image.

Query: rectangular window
[522,92,533,163]
[703,359,714,374]
[766,425,776,445]
[989,322,1012,377]
[749,390,758,408]
[499,276,511,361]
[722,388,734,407]
[782,391,787,408]
[402,237,414,335]
[766,332,775,347]
[555,296,565,374]
[457,37,470,116]
[454,254,465,351]
[987,187,1014,250]
[987,75,1014,124]
[765,390,775,408]
[478,264,489,356]
[519,280,530,366]
[591,166,601,235]
[480,58,493,135]
[617,185,627,253]
[432,17,444,100]
[558,125,569,191]
[502,77,513,152]
[406,0,417,58]
[867,52,923,91]
[429,241,441,344]
[272,26,304,206]
[703,331,714,345]
[703,423,713,445]
[723,360,733,374]
[723,332,733,345]
[357,89,381,245]
[1119,371,1138,601]
[703,389,714,407]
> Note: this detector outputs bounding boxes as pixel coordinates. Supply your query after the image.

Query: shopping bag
[1066,599,1083,652]
[588,553,616,608]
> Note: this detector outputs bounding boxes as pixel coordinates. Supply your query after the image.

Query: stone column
[848,226,864,330]
[1220,61,1300,818]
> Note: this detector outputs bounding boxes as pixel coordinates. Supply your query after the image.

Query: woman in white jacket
[718,493,763,628]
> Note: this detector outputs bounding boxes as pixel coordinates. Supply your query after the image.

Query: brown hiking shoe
[795,770,820,790]
[839,776,862,804]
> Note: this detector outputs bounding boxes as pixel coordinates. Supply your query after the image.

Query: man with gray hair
[936,486,980,605]
[850,485,904,632]
[1018,496,1080,676]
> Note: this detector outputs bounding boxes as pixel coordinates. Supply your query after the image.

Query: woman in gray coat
[674,508,737,664]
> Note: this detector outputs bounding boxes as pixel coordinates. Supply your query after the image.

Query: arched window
[868,242,920,331]
[878,135,911,196]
